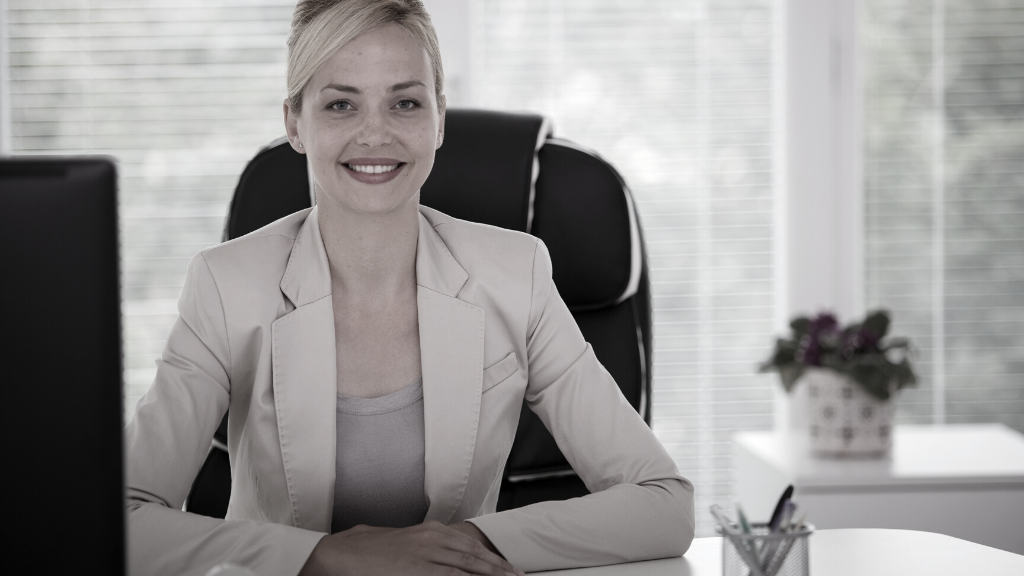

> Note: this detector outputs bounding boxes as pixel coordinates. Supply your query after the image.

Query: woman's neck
[317,189,419,302]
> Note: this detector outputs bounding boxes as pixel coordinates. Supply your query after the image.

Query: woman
[125,1,695,575]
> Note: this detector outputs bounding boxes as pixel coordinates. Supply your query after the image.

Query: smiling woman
[285,23,443,219]
[123,2,694,575]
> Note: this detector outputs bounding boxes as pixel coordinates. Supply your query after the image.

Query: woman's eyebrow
[320,83,360,94]
[389,80,426,92]
[318,81,425,94]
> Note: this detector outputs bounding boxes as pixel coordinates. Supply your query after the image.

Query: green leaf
[850,363,892,400]
[790,317,812,337]
[778,363,805,392]
[863,310,891,339]
[761,310,917,398]
[884,337,910,350]
[820,355,845,373]
[893,358,917,389]
[759,338,800,372]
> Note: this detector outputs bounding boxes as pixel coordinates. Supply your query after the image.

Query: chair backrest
[186,108,652,516]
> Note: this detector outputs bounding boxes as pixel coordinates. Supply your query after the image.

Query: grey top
[330,377,428,534]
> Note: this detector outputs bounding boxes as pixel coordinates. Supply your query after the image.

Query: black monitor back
[0,157,124,575]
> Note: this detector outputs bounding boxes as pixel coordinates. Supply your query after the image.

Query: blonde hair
[287,0,445,114]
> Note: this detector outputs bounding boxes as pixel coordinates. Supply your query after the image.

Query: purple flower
[762,309,917,400]
[810,313,839,335]
[795,313,844,365]
[813,313,842,348]
[840,325,881,358]
[797,335,821,366]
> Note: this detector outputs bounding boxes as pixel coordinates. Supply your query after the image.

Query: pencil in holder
[719,523,813,576]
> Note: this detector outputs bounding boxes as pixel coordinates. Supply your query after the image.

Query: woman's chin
[319,191,420,218]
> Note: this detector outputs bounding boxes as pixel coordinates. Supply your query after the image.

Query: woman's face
[285,23,445,216]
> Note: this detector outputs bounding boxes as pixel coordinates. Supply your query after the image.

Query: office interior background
[1,0,1021,537]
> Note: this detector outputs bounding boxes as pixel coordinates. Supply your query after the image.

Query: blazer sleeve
[467,240,696,572]
[125,253,324,576]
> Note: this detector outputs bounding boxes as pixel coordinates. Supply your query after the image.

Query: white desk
[532,529,1024,575]
[733,424,1024,554]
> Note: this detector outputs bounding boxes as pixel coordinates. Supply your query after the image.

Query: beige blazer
[125,206,694,576]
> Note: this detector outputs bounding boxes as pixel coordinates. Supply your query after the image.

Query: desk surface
[532,529,1024,576]
[735,424,1024,489]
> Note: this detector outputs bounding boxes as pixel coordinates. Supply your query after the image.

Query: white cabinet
[734,424,1024,555]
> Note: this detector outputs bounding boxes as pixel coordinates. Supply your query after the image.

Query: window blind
[864,0,1024,432]
[4,0,296,422]
[471,0,777,536]
[6,0,779,537]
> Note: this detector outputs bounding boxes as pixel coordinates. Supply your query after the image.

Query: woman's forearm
[128,498,324,576]
[467,477,694,573]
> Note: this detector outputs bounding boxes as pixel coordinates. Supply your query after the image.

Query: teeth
[348,164,399,174]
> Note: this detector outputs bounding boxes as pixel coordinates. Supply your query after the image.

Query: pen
[761,500,797,568]
[734,504,764,572]
[736,504,753,534]
[709,504,737,532]
[768,485,793,532]
[711,505,764,576]
[779,501,796,532]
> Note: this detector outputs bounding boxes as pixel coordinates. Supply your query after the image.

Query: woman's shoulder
[419,207,552,323]
[419,206,544,274]
[193,208,312,291]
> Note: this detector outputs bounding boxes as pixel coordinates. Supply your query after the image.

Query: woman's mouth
[342,160,406,184]
[346,163,399,174]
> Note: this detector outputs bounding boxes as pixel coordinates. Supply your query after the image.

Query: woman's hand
[298,520,525,576]
[447,521,501,555]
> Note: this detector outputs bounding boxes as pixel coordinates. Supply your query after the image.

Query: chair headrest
[531,138,642,310]
[422,109,550,233]
[424,111,641,310]
[225,136,311,242]
[226,109,642,311]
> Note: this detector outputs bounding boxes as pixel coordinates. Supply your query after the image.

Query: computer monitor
[0,157,124,574]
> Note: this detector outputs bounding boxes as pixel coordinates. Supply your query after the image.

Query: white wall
[774,0,863,326]
[422,0,473,107]
[774,0,865,431]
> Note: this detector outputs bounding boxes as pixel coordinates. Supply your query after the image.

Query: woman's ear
[283,97,305,154]
[436,95,447,149]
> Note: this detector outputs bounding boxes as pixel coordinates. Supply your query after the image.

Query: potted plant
[760,310,917,457]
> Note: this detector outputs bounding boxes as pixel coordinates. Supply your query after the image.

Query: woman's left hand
[448,522,502,556]
[297,520,523,576]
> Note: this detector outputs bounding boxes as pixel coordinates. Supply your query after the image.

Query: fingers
[427,548,518,576]
[322,521,524,576]
[419,566,474,576]
[420,522,524,576]
[343,524,394,536]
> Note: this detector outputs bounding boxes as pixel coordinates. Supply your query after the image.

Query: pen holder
[719,523,813,576]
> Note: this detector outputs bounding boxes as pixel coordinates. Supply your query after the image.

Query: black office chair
[185,109,653,518]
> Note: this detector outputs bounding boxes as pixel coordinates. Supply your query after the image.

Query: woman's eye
[328,100,353,112]
[395,99,420,111]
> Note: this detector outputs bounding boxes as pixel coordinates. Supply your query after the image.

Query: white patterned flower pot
[804,368,894,458]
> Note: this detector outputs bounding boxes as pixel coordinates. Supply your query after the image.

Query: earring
[298,142,303,148]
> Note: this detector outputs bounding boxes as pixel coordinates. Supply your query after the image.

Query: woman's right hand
[297,520,526,576]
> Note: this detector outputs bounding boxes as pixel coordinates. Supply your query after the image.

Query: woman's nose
[355,109,392,147]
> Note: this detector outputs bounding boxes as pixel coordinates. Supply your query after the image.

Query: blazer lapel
[416,210,485,524]
[268,207,484,530]
[272,208,337,532]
